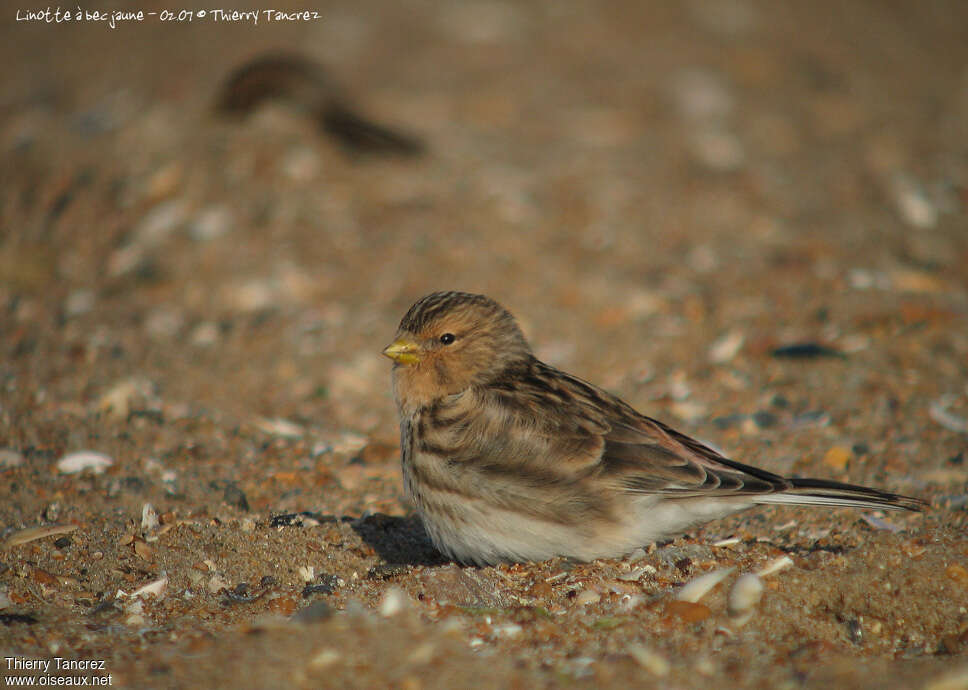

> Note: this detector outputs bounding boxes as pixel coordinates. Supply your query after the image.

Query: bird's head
[383,291,531,407]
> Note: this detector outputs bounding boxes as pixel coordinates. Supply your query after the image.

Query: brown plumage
[383,291,925,565]
[216,53,424,156]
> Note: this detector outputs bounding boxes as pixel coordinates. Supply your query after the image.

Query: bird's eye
[439,333,456,345]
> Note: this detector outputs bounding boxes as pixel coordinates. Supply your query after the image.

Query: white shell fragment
[56,451,113,475]
[757,555,794,578]
[891,174,938,229]
[254,417,305,440]
[129,574,168,601]
[379,587,406,617]
[929,398,968,434]
[141,503,160,532]
[308,649,342,670]
[628,645,671,676]
[861,514,903,533]
[708,330,745,364]
[0,448,25,468]
[676,567,734,603]
[4,524,79,548]
[727,573,764,626]
[98,377,156,419]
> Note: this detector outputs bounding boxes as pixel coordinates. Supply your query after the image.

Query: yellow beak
[382,337,421,365]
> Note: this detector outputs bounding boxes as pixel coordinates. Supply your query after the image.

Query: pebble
[188,205,233,241]
[771,343,843,359]
[63,289,95,317]
[617,567,651,582]
[891,174,938,229]
[791,410,831,428]
[407,642,437,667]
[822,446,852,471]
[627,645,670,676]
[207,576,230,594]
[98,377,156,420]
[145,307,184,339]
[712,414,747,430]
[492,623,523,639]
[654,544,714,567]
[574,589,601,606]
[282,148,321,182]
[56,451,113,475]
[0,449,25,468]
[308,648,341,669]
[302,574,341,597]
[221,483,250,511]
[727,573,763,626]
[847,268,891,291]
[190,322,220,347]
[108,200,188,276]
[292,602,334,624]
[254,417,305,440]
[672,69,734,122]
[929,398,968,434]
[133,199,189,248]
[946,564,968,587]
[676,568,734,603]
[133,540,155,561]
[379,587,407,617]
[751,411,778,429]
[664,600,712,623]
[689,128,746,171]
[708,330,745,364]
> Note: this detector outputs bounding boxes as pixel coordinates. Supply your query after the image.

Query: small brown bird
[383,291,924,565]
[216,53,424,156]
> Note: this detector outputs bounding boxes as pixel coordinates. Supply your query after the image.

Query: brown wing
[600,416,790,497]
[475,358,921,511]
[485,359,791,498]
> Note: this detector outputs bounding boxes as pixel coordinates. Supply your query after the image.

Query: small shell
[4,524,78,548]
[379,587,406,617]
[676,567,734,603]
[0,449,25,468]
[708,330,745,364]
[757,555,794,578]
[129,575,168,600]
[141,503,160,532]
[308,649,341,670]
[929,398,968,434]
[628,645,670,676]
[57,451,113,475]
[727,573,764,626]
[254,417,304,440]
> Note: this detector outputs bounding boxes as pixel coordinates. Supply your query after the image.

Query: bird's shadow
[270,510,447,566]
[349,513,449,567]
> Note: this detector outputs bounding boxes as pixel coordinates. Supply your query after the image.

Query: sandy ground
[2,0,967,687]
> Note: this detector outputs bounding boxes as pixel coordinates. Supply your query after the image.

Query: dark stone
[771,343,844,359]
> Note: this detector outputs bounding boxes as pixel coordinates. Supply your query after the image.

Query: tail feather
[753,477,926,512]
